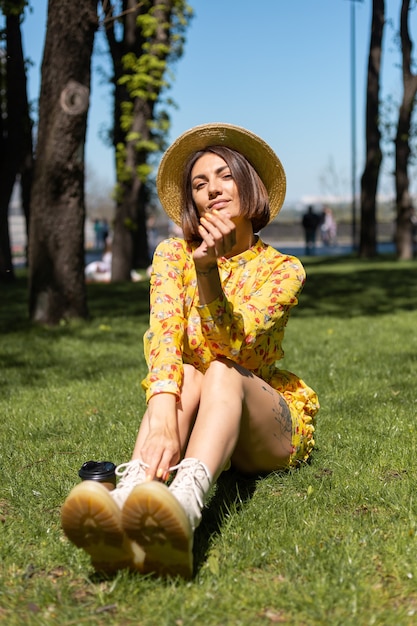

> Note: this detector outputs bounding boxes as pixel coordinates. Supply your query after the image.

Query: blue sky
[20,1,414,205]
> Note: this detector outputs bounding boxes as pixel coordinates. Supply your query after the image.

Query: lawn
[1,255,417,625]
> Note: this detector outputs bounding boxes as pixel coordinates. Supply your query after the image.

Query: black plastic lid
[78,460,116,481]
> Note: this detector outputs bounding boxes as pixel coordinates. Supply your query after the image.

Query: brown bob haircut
[181,146,270,241]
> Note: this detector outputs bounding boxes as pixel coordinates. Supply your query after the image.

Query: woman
[61,123,319,579]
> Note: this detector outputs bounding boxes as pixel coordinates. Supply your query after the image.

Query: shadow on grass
[0,276,150,392]
[1,256,416,334]
[193,469,258,575]
[0,274,29,332]
[297,255,417,318]
[87,280,150,319]
[0,275,151,333]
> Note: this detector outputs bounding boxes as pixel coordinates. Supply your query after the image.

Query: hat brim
[156,123,286,227]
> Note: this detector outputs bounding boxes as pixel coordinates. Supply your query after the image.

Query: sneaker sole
[61,481,145,574]
[122,481,193,579]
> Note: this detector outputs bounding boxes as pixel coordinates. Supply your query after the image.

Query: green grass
[1,255,417,625]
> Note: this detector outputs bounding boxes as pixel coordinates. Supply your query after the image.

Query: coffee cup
[78,460,116,491]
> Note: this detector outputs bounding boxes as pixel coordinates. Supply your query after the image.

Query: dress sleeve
[197,256,305,361]
[141,239,188,403]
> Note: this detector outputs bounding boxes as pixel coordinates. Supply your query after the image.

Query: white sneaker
[61,480,145,573]
[169,458,212,531]
[110,459,149,509]
[122,481,194,579]
[121,459,212,579]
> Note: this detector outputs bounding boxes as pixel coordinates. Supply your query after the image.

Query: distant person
[61,122,319,579]
[320,206,337,247]
[93,219,110,250]
[93,219,102,250]
[85,237,141,283]
[101,219,109,248]
[85,237,112,282]
[301,205,321,255]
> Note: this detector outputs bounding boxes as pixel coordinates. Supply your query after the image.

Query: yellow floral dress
[142,237,319,466]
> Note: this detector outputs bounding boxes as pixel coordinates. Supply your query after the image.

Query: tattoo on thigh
[262,385,292,439]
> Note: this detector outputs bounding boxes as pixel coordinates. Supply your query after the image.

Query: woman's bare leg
[120,359,292,578]
[185,358,292,479]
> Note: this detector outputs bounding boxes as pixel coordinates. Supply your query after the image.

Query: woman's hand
[194,210,236,270]
[139,394,181,481]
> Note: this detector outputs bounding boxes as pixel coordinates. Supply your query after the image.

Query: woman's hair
[181,145,270,241]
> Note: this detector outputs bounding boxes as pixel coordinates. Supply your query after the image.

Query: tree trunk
[0,14,32,281]
[359,0,384,259]
[103,0,175,280]
[395,0,417,260]
[111,99,154,280]
[28,0,97,323]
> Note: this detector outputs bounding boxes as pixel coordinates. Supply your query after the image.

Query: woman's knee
[206,357,248,377]
[202,358,248,400]
[181,364,204,399]
[183,362,203,382]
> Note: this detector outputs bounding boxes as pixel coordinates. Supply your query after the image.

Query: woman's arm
[198,253,305,362]
[133,392,180,480]
[193,210,235,305]
[141,238,188,402]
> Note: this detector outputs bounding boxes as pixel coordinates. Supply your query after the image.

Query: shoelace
[115,459,149,491]
[168,459,208,507]
[168,458,200,473]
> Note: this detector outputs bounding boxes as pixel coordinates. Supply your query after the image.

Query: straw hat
[156,123,286,226]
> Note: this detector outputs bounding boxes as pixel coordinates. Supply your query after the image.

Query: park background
[7,0,417,257]
[1,2,417,624]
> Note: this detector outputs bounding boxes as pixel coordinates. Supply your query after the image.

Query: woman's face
[190,152,241,220]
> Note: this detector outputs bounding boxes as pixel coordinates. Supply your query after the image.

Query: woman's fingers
[203,210,234,235]
[199,211,236,255]
[146,453,177,481]
[140,439,180,481]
